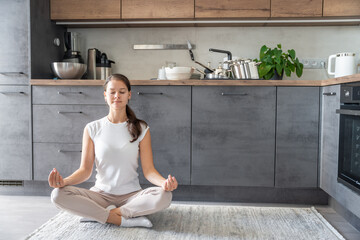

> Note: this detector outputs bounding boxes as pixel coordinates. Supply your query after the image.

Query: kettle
[327,52,356,78]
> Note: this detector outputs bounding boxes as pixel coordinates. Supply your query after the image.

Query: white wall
[72,26,360,80]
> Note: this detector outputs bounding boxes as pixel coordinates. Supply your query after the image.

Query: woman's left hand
[162,174,178,192]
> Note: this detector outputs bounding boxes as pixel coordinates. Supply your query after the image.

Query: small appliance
[63,32,84,63]
[328,52,356,78]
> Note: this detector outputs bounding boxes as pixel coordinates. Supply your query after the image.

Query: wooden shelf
[31,74,360,86]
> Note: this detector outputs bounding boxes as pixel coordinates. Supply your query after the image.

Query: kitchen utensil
[229,61,243,79]
[187,40,214,73]
[87,48,102,79]
[209,48,232,61]
[165,66,194,80]
[51,62,86,79]
[63,32,84,63]
[244,60,251,79]
[248,61,260,79]
[328,52,356,78]
[96,53,115,80]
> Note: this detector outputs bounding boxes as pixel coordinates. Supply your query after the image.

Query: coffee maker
[63,32,84,63]
[87,48,115,80]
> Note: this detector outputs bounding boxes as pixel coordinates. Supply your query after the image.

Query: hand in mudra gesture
[48,168,65,188]
[162,174,178,192]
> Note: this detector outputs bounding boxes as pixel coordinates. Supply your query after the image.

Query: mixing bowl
[165,67,194,80]
[51,62,87,79]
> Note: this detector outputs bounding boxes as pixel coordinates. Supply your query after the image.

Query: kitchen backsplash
[72,26,360,80]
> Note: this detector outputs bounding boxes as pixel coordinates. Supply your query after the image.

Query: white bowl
[165,67,194,80]
[51,62,87,79]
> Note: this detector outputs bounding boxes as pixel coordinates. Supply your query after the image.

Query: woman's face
[104,79,131,110]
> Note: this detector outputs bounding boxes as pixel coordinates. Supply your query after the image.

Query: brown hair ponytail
[104,74,148,143]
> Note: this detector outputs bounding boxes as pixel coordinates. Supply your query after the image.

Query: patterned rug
[26,204,345,240]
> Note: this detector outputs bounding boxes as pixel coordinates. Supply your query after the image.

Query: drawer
[34,143,96,182]
[33,105,108,143]
[32,86,105,104]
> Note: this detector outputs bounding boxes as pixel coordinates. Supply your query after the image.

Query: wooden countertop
[30,73,360,86]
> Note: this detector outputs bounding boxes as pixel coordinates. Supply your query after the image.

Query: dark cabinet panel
[276,87,320,188]
[192,86,276,187]
[130,86,191,185]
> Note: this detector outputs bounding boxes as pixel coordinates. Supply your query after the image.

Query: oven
[336,83,360,194]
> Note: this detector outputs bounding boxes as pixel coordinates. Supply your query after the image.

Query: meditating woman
[49,73,178,228]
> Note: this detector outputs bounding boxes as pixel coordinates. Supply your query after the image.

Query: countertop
[30,73,360,86]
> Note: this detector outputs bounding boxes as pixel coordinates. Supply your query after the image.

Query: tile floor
[0,195,359,240]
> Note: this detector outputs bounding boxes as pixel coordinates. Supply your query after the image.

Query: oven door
[337,105,360,193]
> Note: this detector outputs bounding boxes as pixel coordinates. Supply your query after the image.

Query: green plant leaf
[264,71,274,80]
[276,64,283,76]
[288,49,296,59]
[296,62,304,77]
[259,64,273,78]
[259,45,268,59]
[285,67,291,77]
[277,44,282,49]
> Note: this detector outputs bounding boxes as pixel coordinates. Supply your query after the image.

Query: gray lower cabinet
[320,85,340,195]
[32,86,106,181]
[33,143,96,181]
[276,87,320,188]
[0,86,31,180]
[192,86,276,187]
[129,86,191,185]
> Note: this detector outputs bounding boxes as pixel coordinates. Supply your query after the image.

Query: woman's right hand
[48,168,65,188]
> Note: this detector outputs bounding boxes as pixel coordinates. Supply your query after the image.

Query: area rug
[26,204,345,240]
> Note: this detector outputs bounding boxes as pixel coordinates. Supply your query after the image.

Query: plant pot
[269,70,284,80]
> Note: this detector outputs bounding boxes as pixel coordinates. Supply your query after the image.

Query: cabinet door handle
[0,91,25,94]
[323,92,336,96]
[336,109,360,116]
[221,93,248,96]
[0,72,25,75]
[58,111,83,114]
[58,150,82,153]
[58,91,83,95]
[137,92,163,95]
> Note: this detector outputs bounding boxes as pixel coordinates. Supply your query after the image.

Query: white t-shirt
[86,116,149,195]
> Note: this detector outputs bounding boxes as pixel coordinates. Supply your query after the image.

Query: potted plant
[254,44,304,80]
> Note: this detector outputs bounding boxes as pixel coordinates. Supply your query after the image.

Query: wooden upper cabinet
[324,0,360,17]
[195,0,270,18]
[50,0,121,20]
[122,0,194,19]
[271,0,322,17]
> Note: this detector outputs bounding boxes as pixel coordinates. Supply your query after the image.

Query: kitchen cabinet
[32,86,107,181]
[195,0,270,18]
[50,0,121,20]
[319,85,340,197]
[323,0,360,17]
[276,87,320,188]
[0,0,31,181]
[129,86,191,185]
[271,0,322,18]
[191,86,276,187]
[0,0,29,85]
[122,0,194,19]
[0,86,31,180]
